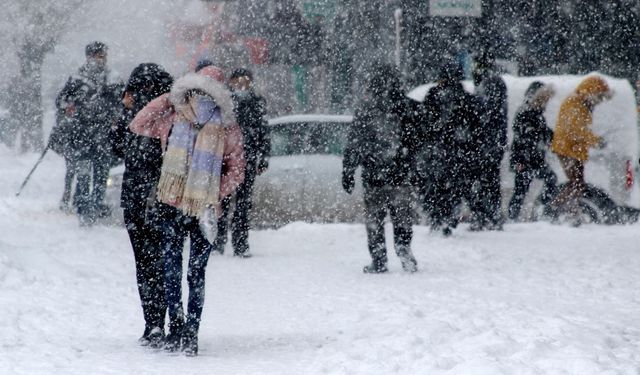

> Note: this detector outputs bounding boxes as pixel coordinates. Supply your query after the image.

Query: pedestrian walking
[472,52,508,230]
[420,61,484,236]
[111,63,173,348]
[130,65,245,356]
[342,63,418,273]
[213,68,270,258]
[507,81,558,221]
[549,75,612,225]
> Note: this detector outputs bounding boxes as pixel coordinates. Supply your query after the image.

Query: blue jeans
[159,203,213,336]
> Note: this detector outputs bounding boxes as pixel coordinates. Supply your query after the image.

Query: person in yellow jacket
[550,75,613,224]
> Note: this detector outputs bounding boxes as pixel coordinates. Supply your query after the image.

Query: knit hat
[197,65,225,83]
[524,81,545,100]
[229,68,253,81]
[438,60,464,83]
[85,41,107,56]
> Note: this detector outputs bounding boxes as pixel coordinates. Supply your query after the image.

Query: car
[251,114,364,227]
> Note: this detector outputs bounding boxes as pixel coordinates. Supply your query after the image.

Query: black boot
[147,327,165,349]
[363,259,388,274]
[233,251,253,258]
[138,325,152,346]
[182,328,198,357]
[442,226,453,237]
[397,247,418,273]
[164,320,184,353]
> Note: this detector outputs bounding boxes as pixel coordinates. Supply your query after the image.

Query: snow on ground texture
[1,146,640,374]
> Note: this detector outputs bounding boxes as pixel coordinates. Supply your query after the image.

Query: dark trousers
[475,161,503,226]
[363,185,413,264]
[215,161,257,255]
[124,200,166,331]
[551,156,586,217]
[428,163,478,230]
[160,204,213,336]
[508,165,558,220]
[92,158,110,207]
[430,177,460,229]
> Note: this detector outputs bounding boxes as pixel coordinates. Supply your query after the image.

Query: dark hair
[229,68,253,81]
[366,63,401,94]
[85,41,108,57]
[524,81,545,100]
[438,60,464,83]
[475,51,496,69]
[195,59,215,73]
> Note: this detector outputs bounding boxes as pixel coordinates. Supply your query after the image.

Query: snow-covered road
[1,147,640,374]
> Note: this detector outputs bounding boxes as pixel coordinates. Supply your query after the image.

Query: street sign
[429,0,482,17]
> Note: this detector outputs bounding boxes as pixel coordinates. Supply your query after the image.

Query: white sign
[429,0,482,17]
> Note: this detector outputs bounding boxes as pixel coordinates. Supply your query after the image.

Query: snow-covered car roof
[267,114,353,126]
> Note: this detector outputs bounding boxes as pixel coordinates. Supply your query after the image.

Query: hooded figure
[129,65,245,356]
[342,63,418,274]
[110,63,173,349]
[551,76,611,161]
[549,75,612,225]
[472,52,508,230]
[507,81,558,220]
[420,60,484,236]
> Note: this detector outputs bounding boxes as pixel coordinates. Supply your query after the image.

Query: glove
[257,158,269,175]
[597,138,607,149]
[342,171,355,194]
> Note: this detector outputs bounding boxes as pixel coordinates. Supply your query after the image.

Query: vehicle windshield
[270,122,349,156]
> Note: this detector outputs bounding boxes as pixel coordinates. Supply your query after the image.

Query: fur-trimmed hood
[169,73,235,127]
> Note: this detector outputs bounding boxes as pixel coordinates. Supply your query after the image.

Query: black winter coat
[420,82,483,177]
[111,109,163,209]
[232,90,270,167]
[110,63,172,209]
[475,74,508,164]
[52,78,94,161]
[509,106,554,171]
[56,63,122,164]
[343,95,417,188]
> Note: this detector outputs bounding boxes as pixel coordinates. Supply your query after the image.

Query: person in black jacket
[213,68,270,258]
[472,52,508,230]
[58,41,123,224]
[54,78,94,215]
[342,63,418,274]
[110,63,173,348]
[420,61,484,236]
[507,81,558,220]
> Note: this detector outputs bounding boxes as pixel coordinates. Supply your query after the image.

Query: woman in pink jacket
[129,66,245,356]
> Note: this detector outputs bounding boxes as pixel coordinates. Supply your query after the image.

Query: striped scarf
[156,95,225,218]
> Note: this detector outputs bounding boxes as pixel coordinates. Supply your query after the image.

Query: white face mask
[189,94,219,127]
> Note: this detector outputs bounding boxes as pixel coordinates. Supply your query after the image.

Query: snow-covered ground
[2,146,640,374]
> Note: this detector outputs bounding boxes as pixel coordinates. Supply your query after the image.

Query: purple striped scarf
[157,95,225,218]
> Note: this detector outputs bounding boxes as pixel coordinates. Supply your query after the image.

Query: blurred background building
[1,0,639,150]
